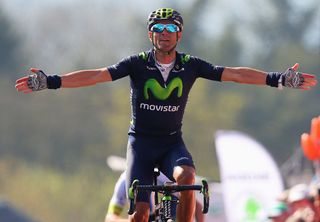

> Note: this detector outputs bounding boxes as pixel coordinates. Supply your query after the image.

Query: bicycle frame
[128,168,209,222]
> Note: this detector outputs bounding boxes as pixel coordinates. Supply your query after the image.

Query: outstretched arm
[221,67,267,85]
[60,68,112,88]
[15,67,112,93]
[221,63,317,90]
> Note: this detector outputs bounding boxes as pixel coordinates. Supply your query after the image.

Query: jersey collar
[147,49,184,71]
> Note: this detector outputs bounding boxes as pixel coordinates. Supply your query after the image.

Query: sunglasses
[150,24,180,33]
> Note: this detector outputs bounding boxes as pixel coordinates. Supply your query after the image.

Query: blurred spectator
[267,201,290,222]
[311,160,320,186]
[285,183,317,222]
[309,184,320,221]
[285,207,315,222]
[288,184,313,210]
[277,189,290,203]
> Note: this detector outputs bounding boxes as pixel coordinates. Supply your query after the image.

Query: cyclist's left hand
[282,63,317,90]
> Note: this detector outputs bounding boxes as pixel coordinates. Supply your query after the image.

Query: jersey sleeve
[107,172,127,215]
[107,56,134,81]
[193,57,224,81]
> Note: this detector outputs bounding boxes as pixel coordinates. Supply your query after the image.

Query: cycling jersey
[108,49,224,136]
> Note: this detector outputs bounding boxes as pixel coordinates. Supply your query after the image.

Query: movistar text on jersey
[140,103,180,112]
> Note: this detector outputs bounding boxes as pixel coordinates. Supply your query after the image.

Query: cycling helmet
[147,8,183,31]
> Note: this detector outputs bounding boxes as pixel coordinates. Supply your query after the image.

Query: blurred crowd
[266,116,320,221]
[266,183,320,221]
[267,161,320,222]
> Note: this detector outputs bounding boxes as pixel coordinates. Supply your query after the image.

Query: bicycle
[127,167,210,222]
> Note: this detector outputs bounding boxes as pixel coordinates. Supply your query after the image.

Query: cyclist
[105,171,204,222]
[15,7,317,222]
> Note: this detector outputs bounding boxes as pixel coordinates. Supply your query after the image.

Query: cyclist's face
[148,20,182,52]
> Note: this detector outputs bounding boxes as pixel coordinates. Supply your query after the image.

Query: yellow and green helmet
[147,8,183,31]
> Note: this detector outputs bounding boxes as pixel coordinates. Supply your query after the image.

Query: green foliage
[0,158,118,222]
[0,8,24,77]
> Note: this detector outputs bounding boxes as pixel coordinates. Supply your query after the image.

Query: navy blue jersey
[107,49,224,136]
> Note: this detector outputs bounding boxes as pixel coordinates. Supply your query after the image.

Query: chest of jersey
[130,63,197,105]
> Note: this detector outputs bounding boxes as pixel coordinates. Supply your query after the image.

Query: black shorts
[126,133,195,203]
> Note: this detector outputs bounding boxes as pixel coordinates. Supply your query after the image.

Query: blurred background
[0,0,319,221]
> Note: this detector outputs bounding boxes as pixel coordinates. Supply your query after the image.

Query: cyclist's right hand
[15,68,48,93]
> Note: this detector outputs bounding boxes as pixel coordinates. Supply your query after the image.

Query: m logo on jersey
[144,77,183,100]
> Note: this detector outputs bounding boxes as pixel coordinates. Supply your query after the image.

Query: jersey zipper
[155,66,167,88]
[162,63,177,88]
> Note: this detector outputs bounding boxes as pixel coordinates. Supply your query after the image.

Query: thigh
[159,137,195,182]
[126,135,155,203]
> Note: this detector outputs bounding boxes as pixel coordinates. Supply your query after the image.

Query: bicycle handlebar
[132,184,203,192]
[128,179,210,215]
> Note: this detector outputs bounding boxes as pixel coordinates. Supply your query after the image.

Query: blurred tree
[237,0,320,163]
[179,0,210,53]
[0,6,23,77]
[187,0,320,166]
[252,0,319,70]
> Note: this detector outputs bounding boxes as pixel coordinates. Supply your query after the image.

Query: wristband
[47,75,61,89]
[266,72,283,88]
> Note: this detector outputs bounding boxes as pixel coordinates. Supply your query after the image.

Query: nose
[160,28,170,35]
